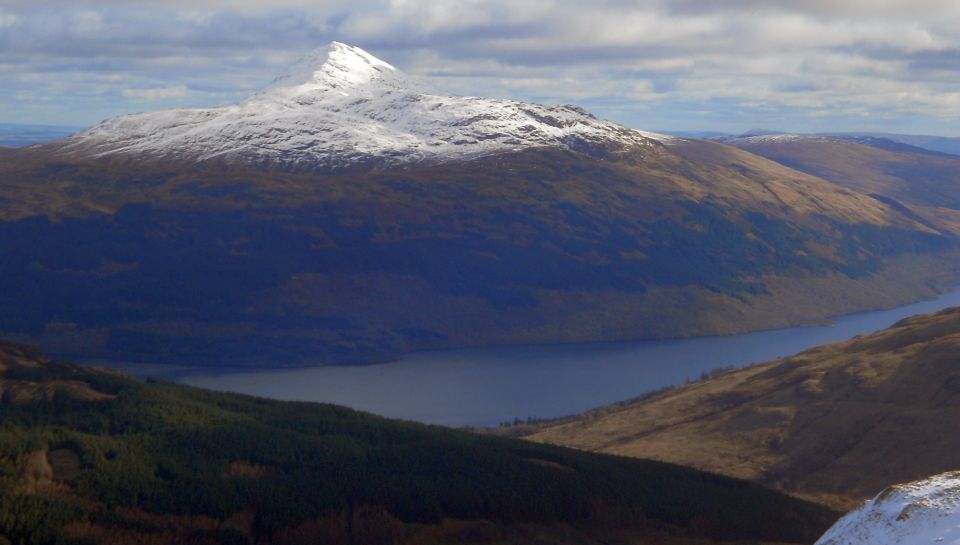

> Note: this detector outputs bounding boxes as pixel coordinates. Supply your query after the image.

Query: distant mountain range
[705,129,960,157]
[530,306,960,512]
[826,132,960,156]
[3,43,960,366]
[0,122,80,147]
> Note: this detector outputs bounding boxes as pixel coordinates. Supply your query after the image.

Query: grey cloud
[908,49,960,73]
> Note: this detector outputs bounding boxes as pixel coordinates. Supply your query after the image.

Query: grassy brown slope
[720,136,960,211]
[530,306,960,511]
[0,341,835,545]
[0,140,921,226]
[6,136,955,242]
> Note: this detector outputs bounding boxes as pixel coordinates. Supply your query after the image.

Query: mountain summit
[263,41,433,94]
[51,42,671,170]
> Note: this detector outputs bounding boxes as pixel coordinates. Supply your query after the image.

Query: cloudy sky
[1,0,959,135]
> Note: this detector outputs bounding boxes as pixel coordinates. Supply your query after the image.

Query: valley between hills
[528,306,960,512]
[0,341,836,545]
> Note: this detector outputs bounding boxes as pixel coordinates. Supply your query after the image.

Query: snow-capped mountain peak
[53,43,672,170]
[815,471,960,545]
[263,41,438,97]
[270,42,397,89]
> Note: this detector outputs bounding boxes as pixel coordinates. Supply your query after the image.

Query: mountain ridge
[47,42,672,171]
[717,133,960,210]
[711,130,960,157]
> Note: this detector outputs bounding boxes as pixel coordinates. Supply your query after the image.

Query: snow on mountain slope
[54,42,672,169]
[815,472,960,545]
[715,133,837,145]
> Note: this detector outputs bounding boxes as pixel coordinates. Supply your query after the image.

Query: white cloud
[1,0,959,133]
[122,85,189,100]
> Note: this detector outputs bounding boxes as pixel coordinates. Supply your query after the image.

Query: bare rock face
[815,472,960,545]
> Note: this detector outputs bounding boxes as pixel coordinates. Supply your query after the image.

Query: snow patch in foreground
[816,471,960,545]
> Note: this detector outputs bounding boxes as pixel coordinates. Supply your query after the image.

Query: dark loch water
[107,289,960,427]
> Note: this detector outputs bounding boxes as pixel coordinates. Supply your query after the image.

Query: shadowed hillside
[6,47,960,368]
[3,137,960,366]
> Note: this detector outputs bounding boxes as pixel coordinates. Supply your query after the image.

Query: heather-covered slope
[0,341,836,545]
[530,306,960,511]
